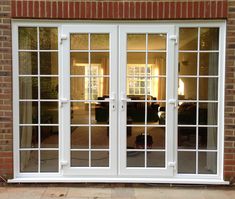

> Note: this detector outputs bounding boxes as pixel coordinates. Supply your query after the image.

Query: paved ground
[0,184,234,199]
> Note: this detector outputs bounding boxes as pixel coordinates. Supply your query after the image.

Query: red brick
[217,1,222,18]
[176,2,181,18]
[63,2,68,19]
[146,2,152,19]
[58,1,62,19]
[75,2,80,19]
[34,1,39,18]
[80,1,85,19]
[130,1,134,19]
[46,1,51,18]
[164,2,169,19]
[11,0,16,17]
[23,0,27,17]
[119,1,123,19]
[28,1,33,18]
[159,1,163,19]
[109,1,113,19]
[211,1,216,18]
[17,0,21,17]
[40,1,45,18]
[97,2,102,19]
[182,2,187,18]
[124,1,129,19]
[91,2,96,19]
[199,0,205,18]
[52,1,57,18]
[113,2,119,19]
[205,1,211,18]
[170,2,175,19]
[152,2,158,19]
[69,1,74,19]
[193,1,199,18]
[223,0,228,18]
[103,1,108,19]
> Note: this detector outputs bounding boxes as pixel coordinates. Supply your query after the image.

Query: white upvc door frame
[61,25,118,176]
[118,25,176,177]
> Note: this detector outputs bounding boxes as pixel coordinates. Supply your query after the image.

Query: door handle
[60,98,69,107]
[104,92,116,111]
[168,99,177,108]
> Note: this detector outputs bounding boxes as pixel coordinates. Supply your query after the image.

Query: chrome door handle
[168,99,177,108]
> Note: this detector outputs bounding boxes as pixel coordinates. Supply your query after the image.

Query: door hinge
[168,161,176,167]
[169,35,178,45]
[60,160,68,168]
[60,34,68,44]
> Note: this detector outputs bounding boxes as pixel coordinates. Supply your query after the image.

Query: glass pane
[200,28,219,50]
[147,127,165,149]
[91,127,109,149]
[199,53,218,76]
[147,102,161,124]
[40,52,58,75]
[19,52,38,75]
[148,34,166,50]
[127,127,145,149]
[127,77,145,95]
[90,77,109,100]
[91,102,109,124]
[40,150,58,172]
[179,28,198,50]
[71,102,89,124]
[20,150,38,172]
[148,52,166,75]
[199,103,218,125]
[91,151,109,167]
[19,77,38,99]
[127,151,145,167]
[20,102,38,124]
[40,102,58,124]
[70,77,87,100]
[70,34,88,50]
[178,127,196,149]
[127,34,146,50]
[148,77,166,101]
[178,78,197,100]
[147,152,165,167]
[199,127,217,150]
[127,102,145,125]
[178,151,196,174]
[179,53,197,75]
[198,152,217,174]
[127,53,146,72]
[19,27,37,50]
[41,126,58,148]
[70,52,88,75]
[90,34,109,50]
[158,102,166,125]
[40,77,58,99]
[20,126,38,148]
[178,102,196,125]
[39,27,58,50]
[199,78,218,100]
[71,151,89,167]
[71,127,89,149]
[91,52,109,75]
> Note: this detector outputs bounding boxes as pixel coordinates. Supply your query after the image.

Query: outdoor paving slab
[67,188,112,198]
[42,187,68,198]
[111,187,135,198]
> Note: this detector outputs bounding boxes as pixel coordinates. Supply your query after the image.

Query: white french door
[61,25,175,177]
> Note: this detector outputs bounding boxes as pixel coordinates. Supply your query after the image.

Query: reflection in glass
[40,102,58,124]
[91,52,109,75]
[178,151,196,174]
[200,28,219,50]
[178,103,196,125]
[179,53,197,75]
[70,34,88,50]
[127,102,145,125]
[147,127,165,149]
[178,78,197,100]
[91,127,109,149]
[41,126,58,148]
[199,127,217,150]
[20,150,38,172]
[147,77,166,101]
[20,126,38,148]
[19,52,38,75]
[40,52,58,75]
[127,52,145,66]
[91,151,109,167]
[199,103,218,125]
[19,77,38,99]
[71,151,89,167]
[39,27,58,50]
[127,34,146,50]
[126,127,145,149]
[70,77,87,100]
[199,78,218,100]
[71,127,89,149]
[148,34,166,50]
[148,52,166,75]
[90,34,109,50]
[90,77,109,100]
[40,77,58,99]
[71,102,89,124]
[92,102,109,124]
[147,152,165,167]
[199,53,218,76]
[179,28,198,50]
[127,151,145,167]
[178,127,196,149]
[20,102,38,124]
[70,52,88,75]
[40,150,58,172]
[198,152,217,174]
[19,27,37,50]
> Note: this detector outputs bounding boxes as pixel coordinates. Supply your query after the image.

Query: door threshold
[8,177,229,185]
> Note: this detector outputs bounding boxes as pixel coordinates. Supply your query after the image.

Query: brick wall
[0,0,13,180]
[225,0,235,183]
